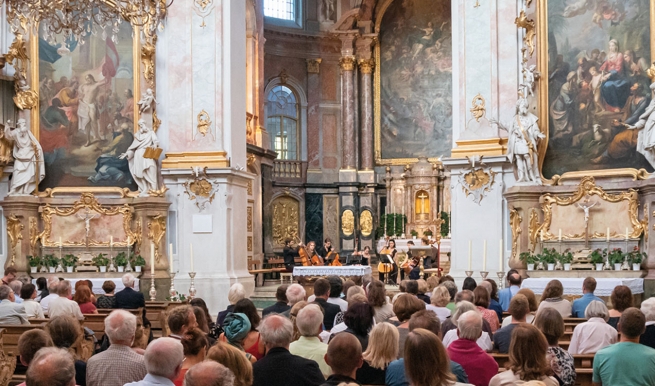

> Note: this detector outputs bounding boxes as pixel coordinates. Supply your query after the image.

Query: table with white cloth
[32,277,140,295]
[292,266,372,278]
[521,277,644,296]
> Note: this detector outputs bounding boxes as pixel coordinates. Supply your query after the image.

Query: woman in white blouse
[537,280,572,318]
[426,286,452,322]
[442,301,492,351]
[568,300,618,355]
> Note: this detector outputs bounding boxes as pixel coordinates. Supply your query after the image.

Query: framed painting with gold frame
[536,0,655,184]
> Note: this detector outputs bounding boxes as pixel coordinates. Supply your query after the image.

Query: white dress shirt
[22,299,44,319]
[568,317,618,354]
[47,296,84,320]
[124,374,175,386]
[39,293,59,313]
[442,328,493,352]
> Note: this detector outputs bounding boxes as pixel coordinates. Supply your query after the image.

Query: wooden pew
[0,329,17,386]
[2,324,46,357]
[145,301,169,338]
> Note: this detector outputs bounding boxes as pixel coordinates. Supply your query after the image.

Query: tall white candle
[540,229,544,242]
[150,243,155,275]
[468,240,472,271]
[626,227,629,240]
[110,236,113,248]
[483,240,487,271]
[607,227,610,242]
[127,236,131,246]
[190,243,194,272]
[59,236,62,247]
[169,243,174,274]
[558,229,562,242]
[499,239,503,270]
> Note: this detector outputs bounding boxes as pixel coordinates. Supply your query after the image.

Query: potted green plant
[589,249,605,271]
[62,254,78,273]
[423,230,433,239]
[558,249,573,271]
[43,254,59,273]
[410,230,418,239]
[540,248,557,270]
[130,254,146,273]
[28,256,41,274]
[519,252,538,271]
[92,253,110,272]
[628,246,647,271]
[114,252,128,272]
[166,291,187,302]
[608,248,624,270]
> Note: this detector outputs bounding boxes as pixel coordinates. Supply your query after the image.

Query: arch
[264,75,307,161]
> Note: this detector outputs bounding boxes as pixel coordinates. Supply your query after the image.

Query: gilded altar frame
[535,0,655,184]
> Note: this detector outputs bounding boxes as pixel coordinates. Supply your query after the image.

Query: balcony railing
[273,160,307,183]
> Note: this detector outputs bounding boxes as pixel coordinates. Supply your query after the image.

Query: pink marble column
[340,56,356,169]
[359,58,375,170]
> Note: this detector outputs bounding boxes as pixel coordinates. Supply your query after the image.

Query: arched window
[267,85,299,160]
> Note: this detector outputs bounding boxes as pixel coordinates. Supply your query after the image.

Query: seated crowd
[7,265,655,386]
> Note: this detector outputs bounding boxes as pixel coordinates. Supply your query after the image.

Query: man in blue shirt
[498,270,522,311]
[571,277,604,318]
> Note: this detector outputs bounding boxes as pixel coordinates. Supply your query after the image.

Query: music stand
[379,254,395,285]
[346,254,361,265]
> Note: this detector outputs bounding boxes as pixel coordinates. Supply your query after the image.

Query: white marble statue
[520,64,540,98]
[119,119,159,196]
[137,88,157,114]
[4,118,45,195]
[495,98,545,184]
[626,82,655,172]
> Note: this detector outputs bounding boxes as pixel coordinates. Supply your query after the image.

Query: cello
[378,245,393,274]
[326,251,342,266]
[296,238,311,266]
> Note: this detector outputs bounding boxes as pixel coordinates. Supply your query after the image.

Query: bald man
[26,347,76,386]
[498,270,522,311]
[321,333,363,386]
[184,361,235,386]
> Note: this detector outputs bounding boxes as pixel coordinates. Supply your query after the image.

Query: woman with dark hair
[219,299,265,360]
[192,306,216,347]
[380,239,399,284]
[46,316,87,386]
[534,308,576,386]
[537,280,572,317]
[388,294,426,357]
[331,301,375,350]
[462,277,477,292]
[473,286,499,332]
[96,280,116,309]
[191,297,219,339]
[489,324,558,385]
[35,277,48,301]
[73,285,97,314]
[368,280,394,323]
[608,285,633,329]
[173,328,208,386]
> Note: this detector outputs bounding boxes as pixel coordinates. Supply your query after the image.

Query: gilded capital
[339,56,356,72]
[307,58,322,74]
[358,58,375,74]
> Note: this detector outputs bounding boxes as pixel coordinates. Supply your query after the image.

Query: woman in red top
[474,286,500,333]
[73,285,97,314]
[173,328,208,386]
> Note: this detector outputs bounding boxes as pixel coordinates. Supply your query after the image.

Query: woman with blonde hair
[489,324,558,385]
[537,280,572,317]
[207,340,254,386]
[404,328,466,385]
[356,322,399,385]
[427,286,452,322]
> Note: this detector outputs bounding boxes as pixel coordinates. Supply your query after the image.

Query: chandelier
[1,0,173,45]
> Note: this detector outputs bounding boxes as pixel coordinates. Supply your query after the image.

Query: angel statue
[119,119,159,196]
[519,64,540,98]
[137,88,157,114]
[493,98,545,185]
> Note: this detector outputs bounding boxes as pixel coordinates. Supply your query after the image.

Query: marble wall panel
[464,0,491,134]
[263,54,308,87]
[323,195,340,251]
[321,63,338,101]
[305,193,324,246]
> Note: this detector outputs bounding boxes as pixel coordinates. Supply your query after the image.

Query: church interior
[0,0,654,385]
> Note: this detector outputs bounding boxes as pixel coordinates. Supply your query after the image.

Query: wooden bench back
[3,324,46,357]
[145,302,169,332]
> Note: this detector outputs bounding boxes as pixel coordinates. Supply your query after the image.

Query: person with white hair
[47,280,83,320]
[125,337,184,386]
[86,310,147,386]
[252,315,325,386]
[441,301,492,351]
[39,276,60,313]
[217,283,247,326]
[446,310,498,386]
[25,347,76,386]
[9,280,22,303]
[0,285,28,325]
[282,283,306,317]
[289,304,331,377]
[568,300,618,354]
[640,297,655,349]
[115,273,146,310]
[184,361,235,386]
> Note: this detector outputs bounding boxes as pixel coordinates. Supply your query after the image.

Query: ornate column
[340,55,357,169]
[306,59,322,170]
[358,58,375,170]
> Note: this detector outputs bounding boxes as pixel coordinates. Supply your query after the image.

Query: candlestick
[483,240,487,272]
[169,243,174,274]
[468,240,472,271]
[169,272,177,297]
[190,243,194,272]
[465,270,473,277]
[188,272,197,299]
[497,271,506,289]
[149,275,157,301]
[110,236,113,248]
[499,239,503,271]
[540,229,544,242]
[480,271,489,280]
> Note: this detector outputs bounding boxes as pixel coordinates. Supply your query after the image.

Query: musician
[401,241,415,281]
[352,246,372,265]
[317,238,333,258]
[379,239,399,284]
[283,239,300,270]
[421,237,439,269]
[307,241,324,266]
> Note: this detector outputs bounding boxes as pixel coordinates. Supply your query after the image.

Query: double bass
[296,238,311,266]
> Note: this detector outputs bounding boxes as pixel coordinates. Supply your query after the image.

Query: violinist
[421,237,438,269]
[379,239,398,284]
[307,241,324,266]
[402,240,416,281]
[283,238,300,270]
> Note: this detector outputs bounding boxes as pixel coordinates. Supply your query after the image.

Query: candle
[499,239,503,270]
[127,236,131,246]
[540,229,544,242]
[626,227,629,240]
[468,240,472,270]
[110,236,113,248]
[607,227,610,242]
[483,240,487,271]
[558,229,562,242]
[169,243,174,274]
[59,237,62,247]
[190,243,194,272]
[150,243,155,276]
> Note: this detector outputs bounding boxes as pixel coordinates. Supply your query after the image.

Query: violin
[326,251,342,266]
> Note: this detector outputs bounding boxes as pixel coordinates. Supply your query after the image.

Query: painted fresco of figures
[543,0,653,178]
[36,20,138,190]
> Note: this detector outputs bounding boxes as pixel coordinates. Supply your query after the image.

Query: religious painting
[375,0,452,164]
[36,20,139,190]
[541,0,654,178]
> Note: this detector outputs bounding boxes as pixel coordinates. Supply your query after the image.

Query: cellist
[307,241,324,266]
[282,238,300,270]
[318,238,333,259]
[379,239,398,284]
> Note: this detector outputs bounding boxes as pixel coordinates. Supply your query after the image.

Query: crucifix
[576,196,599,249]
[76,209,100,250]
[417,192,429,214]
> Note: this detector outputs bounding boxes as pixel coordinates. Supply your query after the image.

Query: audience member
[593,308,655,385]
[48,280,83,320]
[321,333,363,386]
[39,276,60,313]
[74,281,96,306]
[534,308,576,386]
[190,298,217,339]
[481,280,503,322]
[192,305,215,346]
[442,301,492,351]
[282,283,306,317]
[392,280,410,304]
[493,294,529,353]
[537,280,572,317]
[73,285,97,314]
[16,329,53,386]
[404,280,419,298]
[489,324,558,386]
[426,285,451,322]
[442,292,493,337]
[20,283,43,319]
[207,341,254,386]
[124,337,184,386]
[115,274,146,310]
[217,283,246,326]
[252,315,325,386]
[571,277,603,318]
[462,277,477,292]
[167,305,198,339]
[404,329,466,386]
[35,277,48,301]
[390,294,425,356]
[568,300,617,354]
[87,310,147,386]
[368,280,394,323]
[333,285,367,327]
[220,313,256,363]
[10,280,23,303]
[184,361,235,386]
[173,328,208,386]
[442,281,458,312]
[608,285,633,329]
[290,301,310,341]
[229,298,264,360]
[46,315,86,385]
[447,310,498,386]
[501,288,537,327]
[473,286,500,332]
[356,322,398,385]
[327,276,348,311]
[498,270,522,311]
[341,280,357,299]
[0,285,28,325]
[313,278,341,331]
[640,297,655,349]
[416,279,430,304]
[262,284,290,316]
[332,301,375,350]
[96,280,117,309]
[2,267,16,286]
[426,275,440,294]
[290,304,331,377]
[25,347,76,386]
